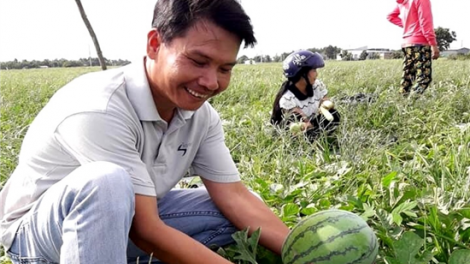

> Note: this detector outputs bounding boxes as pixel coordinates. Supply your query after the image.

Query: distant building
[441,47,470,57]
[336,46,394,60]
[244,59,256,65]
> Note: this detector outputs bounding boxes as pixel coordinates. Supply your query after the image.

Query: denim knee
[6,162,136,264]
[72,161,135,215]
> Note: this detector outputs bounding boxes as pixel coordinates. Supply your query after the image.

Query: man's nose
[199,70,219,91]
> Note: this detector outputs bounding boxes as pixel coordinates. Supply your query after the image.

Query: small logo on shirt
[177,143,189,156]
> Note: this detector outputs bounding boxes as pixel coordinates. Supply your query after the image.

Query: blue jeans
[6,162,237,263]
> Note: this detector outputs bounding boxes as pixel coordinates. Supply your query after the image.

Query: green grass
[1,60,469,263]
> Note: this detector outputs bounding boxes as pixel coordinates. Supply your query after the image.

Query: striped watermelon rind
[282,209,378,264]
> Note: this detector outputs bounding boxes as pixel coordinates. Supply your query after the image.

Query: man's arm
[191,106,289,254]
[130,194,233,264]
[202,180,290,255]
[58,113,232,263]
[387,6,403,27]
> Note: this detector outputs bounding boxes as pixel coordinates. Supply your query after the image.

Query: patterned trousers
[400,45,433,95]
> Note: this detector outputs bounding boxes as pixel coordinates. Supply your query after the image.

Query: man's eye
[192,59,205,67]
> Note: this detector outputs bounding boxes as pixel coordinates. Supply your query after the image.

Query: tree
[368,52,380,60]
[75,0,107,70]
[0,58,130,70]
[324,45,341,60]
[339,50,352,61]
[307,48,322,54]
[253,55,262,63]
[237,55,249,64]
[435,27,457,51]
[262,55,272,63]
[280,52,291,62]
[359,50,368,60]
[392,50,404,59]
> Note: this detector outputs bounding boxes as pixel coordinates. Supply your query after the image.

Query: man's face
[146,20,241,112]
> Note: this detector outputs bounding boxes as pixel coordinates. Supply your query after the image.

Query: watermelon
[282,209,378,264]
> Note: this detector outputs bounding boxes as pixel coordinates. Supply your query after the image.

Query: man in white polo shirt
[0,0,290,263]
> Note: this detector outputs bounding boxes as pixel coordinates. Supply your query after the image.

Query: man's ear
[146,29,162,59]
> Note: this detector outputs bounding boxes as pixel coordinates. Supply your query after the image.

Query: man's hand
[203,180,290,255]
[431,45,440,60]
[130,195,233,264]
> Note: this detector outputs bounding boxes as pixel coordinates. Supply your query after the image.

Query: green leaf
[396,187,419,205]
[458,208,470,219]
[403,211,418,218]
[449,249,470,264]
[391,200,418,225]
[394,200,418,212]
[217,247,228,258]
[361,203,375,219]
[347,195,362,207]
[256,245,283,264]
[283,189,303,202]
[391,212,403,226]
[227,228,260,264]
[382,171,398,187]
[384,256,402,264]
[300,207,316,216]
[281,203,299,217]
[390,232,433,264]
[318,198,331,208]
[248,228,261,258]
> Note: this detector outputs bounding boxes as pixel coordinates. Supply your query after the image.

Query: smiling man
[0,0,290,263]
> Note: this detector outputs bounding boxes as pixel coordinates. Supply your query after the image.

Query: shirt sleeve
[191,107,240,183]
[417,0,437,45]
[55,112,156,196]
[279,94,297,110]
[387,6,403,27]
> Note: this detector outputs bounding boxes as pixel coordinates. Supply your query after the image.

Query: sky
[0,0,469,62]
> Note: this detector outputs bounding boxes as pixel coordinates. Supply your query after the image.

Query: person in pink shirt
[387,0,440,95]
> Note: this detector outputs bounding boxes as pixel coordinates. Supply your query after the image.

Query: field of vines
[1,59,469,263]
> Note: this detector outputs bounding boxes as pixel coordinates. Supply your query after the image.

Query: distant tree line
[0,57,131,70]
[237,45,344,64]
[237,27,457,63]
[237,45,406,63]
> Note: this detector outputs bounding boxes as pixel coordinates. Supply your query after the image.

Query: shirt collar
[123,57,195,122]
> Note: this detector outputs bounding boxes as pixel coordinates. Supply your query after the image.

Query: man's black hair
[152,0,256,48]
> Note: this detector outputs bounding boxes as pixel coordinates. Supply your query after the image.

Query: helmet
[282,50,324,78]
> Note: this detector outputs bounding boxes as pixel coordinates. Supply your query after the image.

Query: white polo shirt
[0,59,240,249]
[279,79,328,117]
